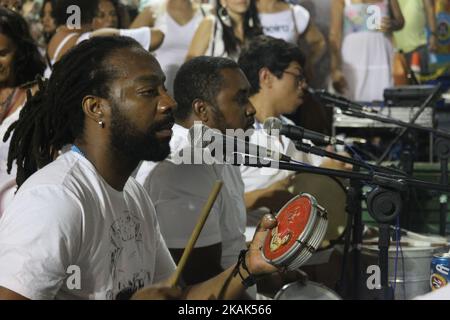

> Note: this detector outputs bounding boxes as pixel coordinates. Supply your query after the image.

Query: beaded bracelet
[232,249,257,288]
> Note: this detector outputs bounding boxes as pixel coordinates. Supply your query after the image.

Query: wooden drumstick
[168,180,223,288]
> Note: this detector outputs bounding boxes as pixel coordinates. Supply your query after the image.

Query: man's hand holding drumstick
[132,212,279,300]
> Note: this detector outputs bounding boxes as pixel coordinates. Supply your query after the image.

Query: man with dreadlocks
[0,36,278,300]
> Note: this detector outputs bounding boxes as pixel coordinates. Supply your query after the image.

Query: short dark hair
[5,36,144,187]
[53,0,99,27]
[238,35,306,95]
[0,7,46,86]
[173,56,239,121]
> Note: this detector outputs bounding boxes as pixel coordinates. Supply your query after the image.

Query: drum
[262,193,328,270]
[361,232,448,300]
[275,280,342,300]
[289,173,347,246]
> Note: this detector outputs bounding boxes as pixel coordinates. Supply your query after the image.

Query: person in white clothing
[0,35,281,300]
[187,0,262,61]
[44,0,164,78]
[329,0,404,102]
[0,7,45,216]
[130,0,208,95]
[256,0,326,68]
[238,35,351,228]
[139,57,255,290]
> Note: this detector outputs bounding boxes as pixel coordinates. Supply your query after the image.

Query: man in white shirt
[0,36,279,300]
[139,57,256,287]
[238,35,349,232]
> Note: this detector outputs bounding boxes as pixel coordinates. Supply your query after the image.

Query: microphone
[307,87,378,114]
[263,117,345,145]
[188,123,292,163]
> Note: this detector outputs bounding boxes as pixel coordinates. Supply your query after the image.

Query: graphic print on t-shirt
[263,24,290,34]
[107,211,151,300]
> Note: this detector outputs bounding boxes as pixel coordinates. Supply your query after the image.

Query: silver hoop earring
[98,120,105,128]
[218,7,232,28]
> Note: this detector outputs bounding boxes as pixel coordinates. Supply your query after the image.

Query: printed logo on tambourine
[269,226,292,252]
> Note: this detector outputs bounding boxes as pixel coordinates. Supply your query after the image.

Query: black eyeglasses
[283,71,306,87]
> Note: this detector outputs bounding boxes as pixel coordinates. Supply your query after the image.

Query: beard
[109,103,172,162]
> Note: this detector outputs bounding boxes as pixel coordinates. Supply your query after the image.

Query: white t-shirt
[205,15,240,61]
[0,151,175,300]
[259,5,310,43]
[153,9,204,95]
[140,124,247,270]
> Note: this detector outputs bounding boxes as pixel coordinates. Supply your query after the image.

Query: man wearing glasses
[237,35,318,224]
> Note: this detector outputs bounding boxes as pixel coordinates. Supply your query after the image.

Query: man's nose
[158,92,177,113]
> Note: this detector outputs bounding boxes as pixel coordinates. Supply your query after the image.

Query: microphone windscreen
[263,117,282,135]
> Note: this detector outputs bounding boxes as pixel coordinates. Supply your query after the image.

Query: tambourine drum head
[275,280,342,300]
[263,195,312,261]
[290,173,347,244]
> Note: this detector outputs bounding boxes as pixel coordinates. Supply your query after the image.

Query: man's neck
[74,140,138,191]
[250,94,280,124]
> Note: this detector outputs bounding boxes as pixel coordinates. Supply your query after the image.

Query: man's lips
[155,120,174,138]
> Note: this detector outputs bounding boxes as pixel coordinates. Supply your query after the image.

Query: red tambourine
[262,193,328,270]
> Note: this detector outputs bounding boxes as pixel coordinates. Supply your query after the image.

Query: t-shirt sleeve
[294,5,311,35]
[76,32,91,44]
[0,186,82,300]
[119,27,151,51]
[144,162,222,249]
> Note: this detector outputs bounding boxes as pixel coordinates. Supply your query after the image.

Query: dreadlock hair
[3,36,144,188]
[0,7,46,87]
[215,0,262,56]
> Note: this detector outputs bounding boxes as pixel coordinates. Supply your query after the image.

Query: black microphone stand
[435,137,450,236]
[234,154,450,300]
[321,87,447,235]
[293,140,403,299]
[376,84,442,165]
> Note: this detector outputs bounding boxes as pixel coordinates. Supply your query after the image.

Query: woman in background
[187,0,262,61]
[0,7,45,215]
[132,0,208,95]
[44,0,164,78]
[256,0,326,68]
[40,0,57,44]
[330,0,404,102]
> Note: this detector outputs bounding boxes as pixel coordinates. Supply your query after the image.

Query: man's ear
[192,99,209,122]
[259,67,273,89]
[82,95,107,126]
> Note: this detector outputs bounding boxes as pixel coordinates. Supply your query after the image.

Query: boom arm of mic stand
[294,141,407,176]
[235,154,450,193]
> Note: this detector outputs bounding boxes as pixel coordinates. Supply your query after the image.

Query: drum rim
[274,280,342,300]
[291,173,347,245]
[263,193,328,267]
